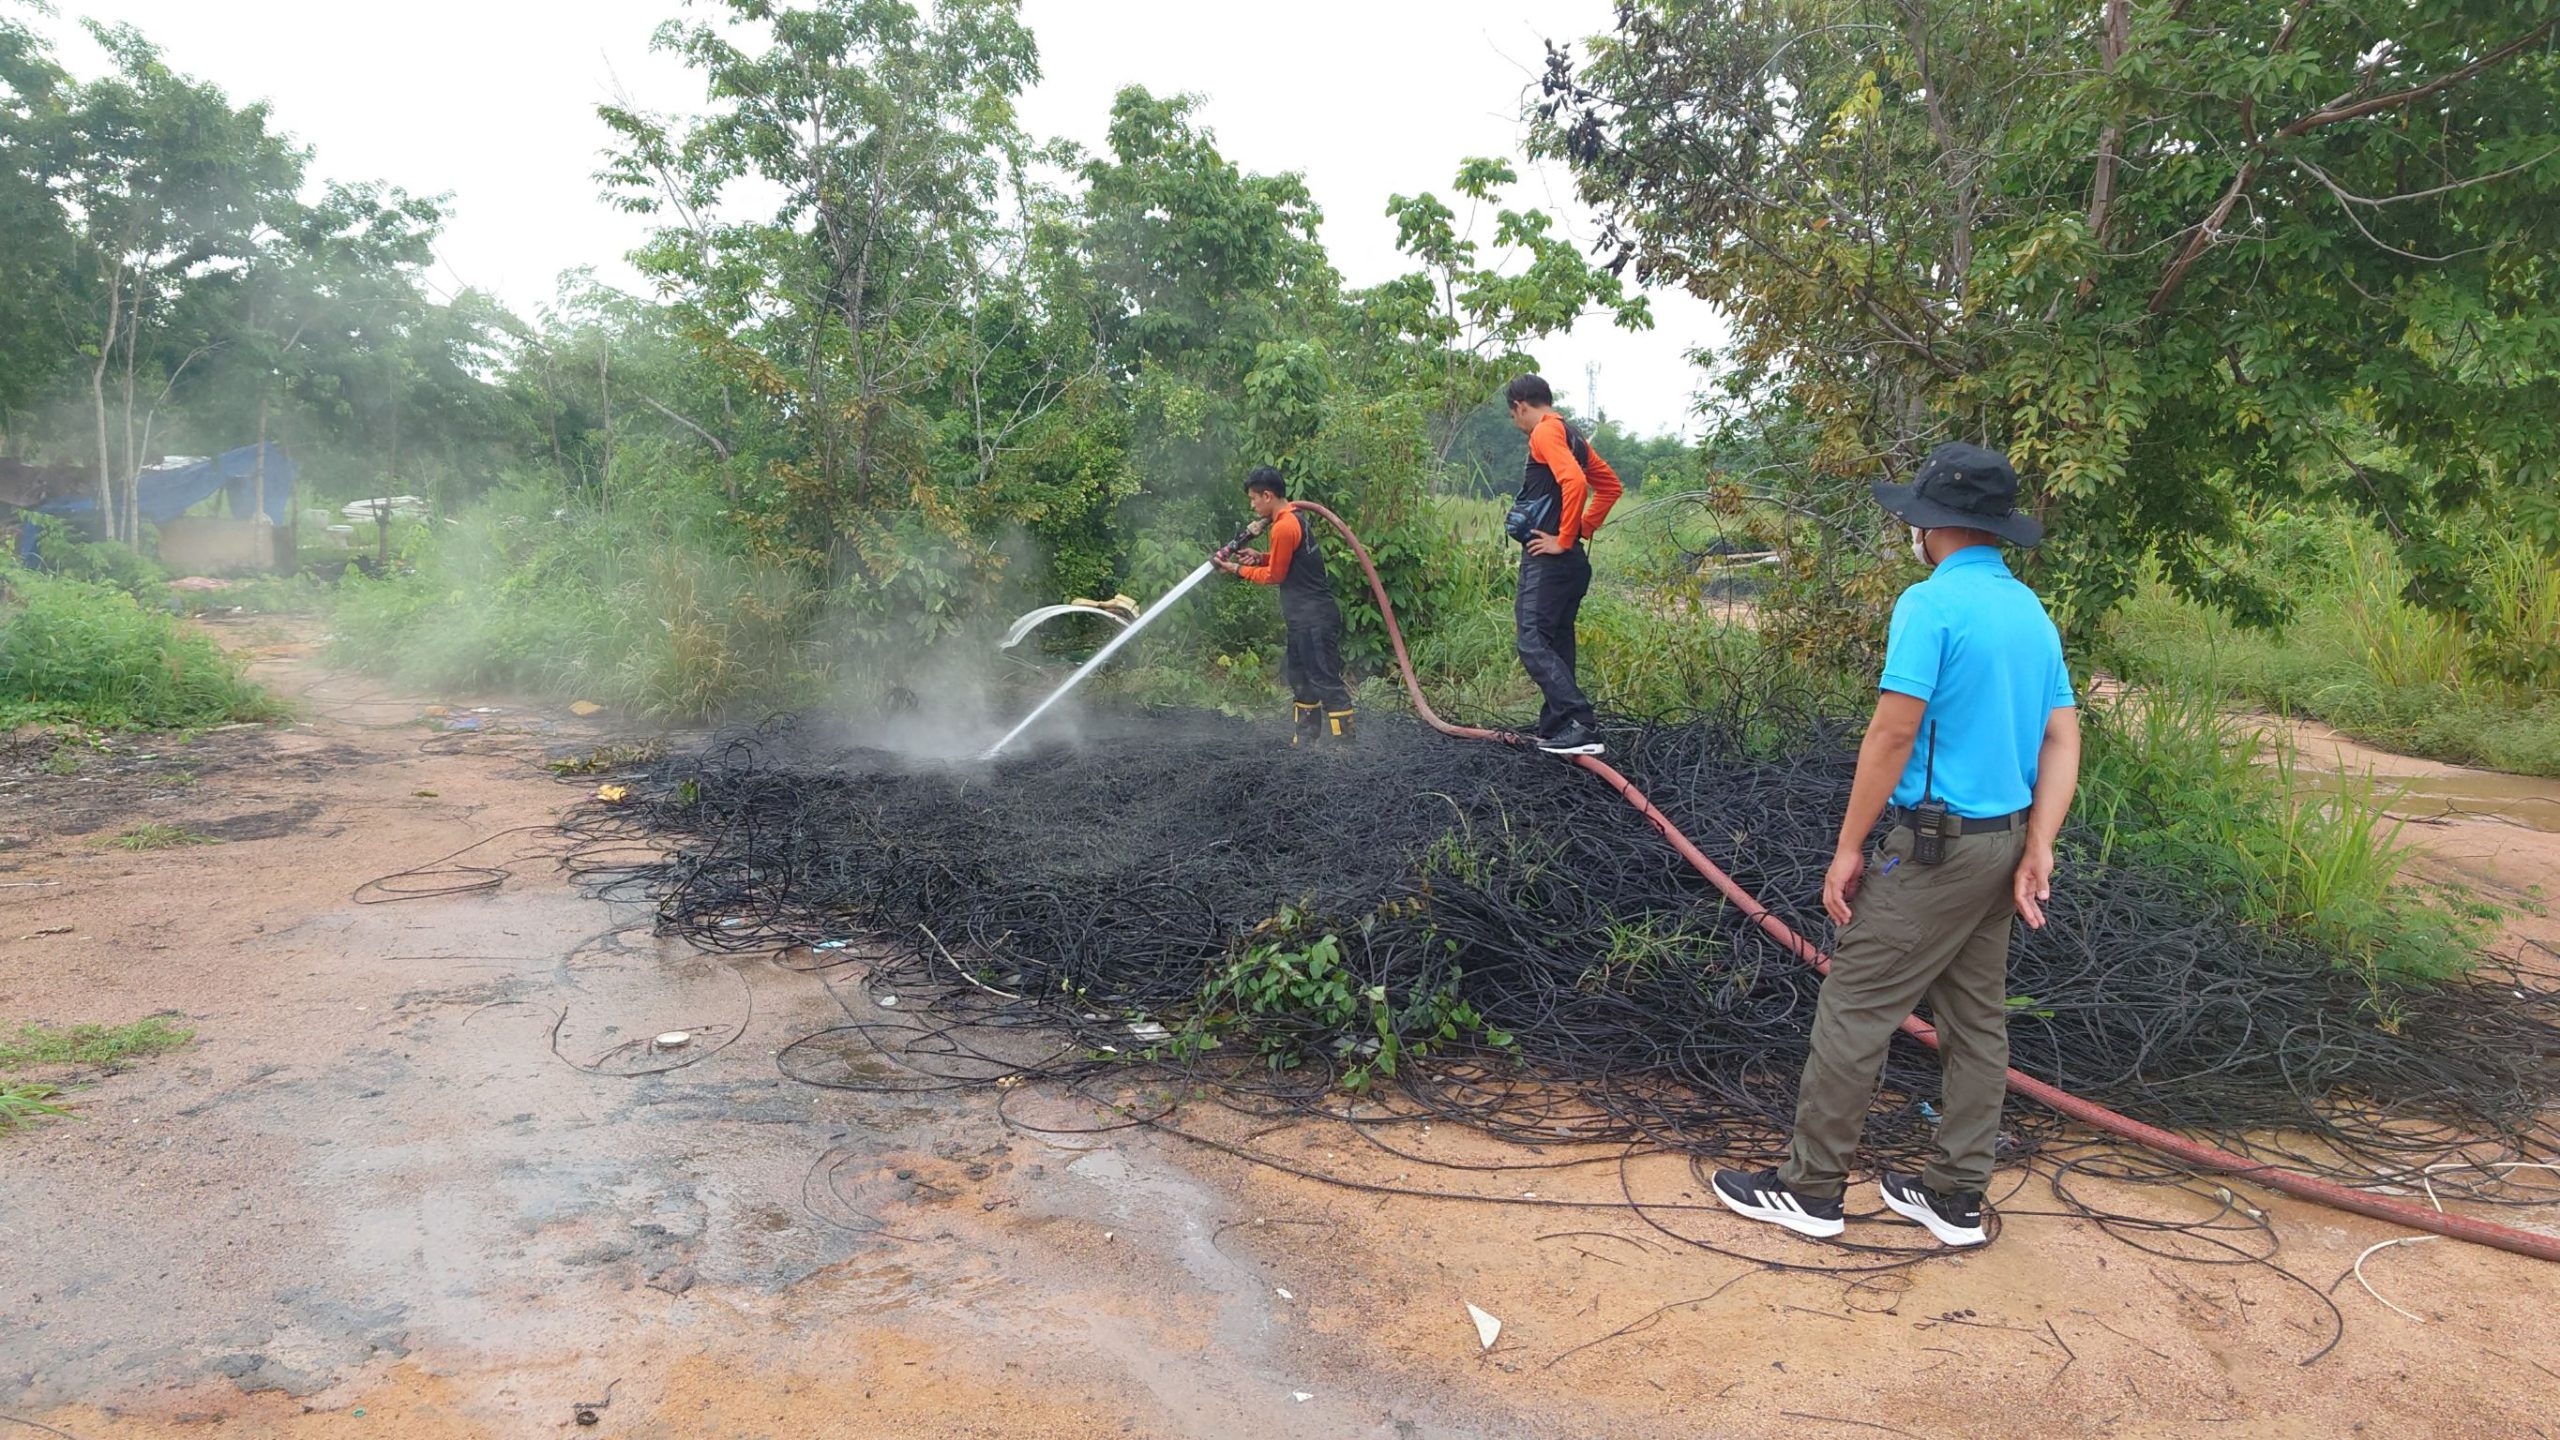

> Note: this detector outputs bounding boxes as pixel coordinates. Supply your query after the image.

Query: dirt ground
[3,620,2556,1439]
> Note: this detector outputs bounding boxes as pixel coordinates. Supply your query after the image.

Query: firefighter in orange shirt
[1502,374,1624,756]
[1214,467,1354,745]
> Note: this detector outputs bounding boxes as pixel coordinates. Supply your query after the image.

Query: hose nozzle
[1212,522,1258,566]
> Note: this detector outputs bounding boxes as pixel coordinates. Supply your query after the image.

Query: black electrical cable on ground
[552,506,2560,1266]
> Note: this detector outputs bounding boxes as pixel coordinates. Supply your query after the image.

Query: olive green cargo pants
[1777,822,2025,1202]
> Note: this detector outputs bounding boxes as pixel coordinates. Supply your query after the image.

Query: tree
[1536,0,2560,634]
[0,10,75,439]
[599,0,1051,615]
[0,10,542,561]
[1362,157,1651,460]
[1072,85,1341,607]
[51,20,302,543]
[167,180,459,520]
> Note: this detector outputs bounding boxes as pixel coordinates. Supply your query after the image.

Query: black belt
[1891,805,2029,837]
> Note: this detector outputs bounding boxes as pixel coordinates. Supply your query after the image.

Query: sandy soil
[2,620,2555,1439]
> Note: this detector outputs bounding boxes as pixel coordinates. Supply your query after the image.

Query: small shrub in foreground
[0,562,281,731]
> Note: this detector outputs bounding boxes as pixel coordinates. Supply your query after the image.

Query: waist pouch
[1504,492,1559,545]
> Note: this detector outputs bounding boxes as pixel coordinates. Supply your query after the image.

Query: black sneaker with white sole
[1536,718,1605,756]
[1711,1168,1845,1239]
[1878,1172,1988,1246]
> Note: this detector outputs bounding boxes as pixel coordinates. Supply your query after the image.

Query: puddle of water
[2294,768,2560,834]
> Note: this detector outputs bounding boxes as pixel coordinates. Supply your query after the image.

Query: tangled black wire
[556,694,2560,1218]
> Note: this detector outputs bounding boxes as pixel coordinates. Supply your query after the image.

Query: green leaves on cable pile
[1151,906,1517,1094]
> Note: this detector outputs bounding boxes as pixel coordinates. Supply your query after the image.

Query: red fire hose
[1284,500,2560,1264]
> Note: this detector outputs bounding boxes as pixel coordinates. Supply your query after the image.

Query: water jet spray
[982,551,1230,759]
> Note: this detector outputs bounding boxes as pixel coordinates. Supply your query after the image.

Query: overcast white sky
[38,0,1722,436]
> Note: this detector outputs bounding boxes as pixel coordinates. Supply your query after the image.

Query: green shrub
[2104,510,2560,776]
[26,514,167,601]
[2077,684,2480,977]
[0,561,281,730]
[330,475,821,720]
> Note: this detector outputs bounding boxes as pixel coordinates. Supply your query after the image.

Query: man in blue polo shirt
[1714,442,2080,1247]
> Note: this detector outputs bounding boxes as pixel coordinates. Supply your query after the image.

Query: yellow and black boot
[1292,703,1323,747]
[1325,707,1357,745]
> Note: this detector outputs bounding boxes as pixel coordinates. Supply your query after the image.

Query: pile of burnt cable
[558,707,2560,1202]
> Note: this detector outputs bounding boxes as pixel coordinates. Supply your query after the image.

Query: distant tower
[1584,361,1603,426]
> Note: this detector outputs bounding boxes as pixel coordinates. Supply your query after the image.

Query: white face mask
[1909,525,1931,567]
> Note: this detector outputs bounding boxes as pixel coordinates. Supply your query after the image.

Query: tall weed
[2105,509,2560,776]
[331,476,821,720]
[2333,524,2464,695]
[2470,526,2560,693]
[0,561,280,730]
[2078,684,2475,977]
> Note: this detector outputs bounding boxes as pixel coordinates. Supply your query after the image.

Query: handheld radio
[1912,722,1948,865]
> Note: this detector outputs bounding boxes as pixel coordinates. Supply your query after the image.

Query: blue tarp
[15,442,294,565]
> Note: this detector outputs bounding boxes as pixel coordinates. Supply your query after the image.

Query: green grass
[329,476,821,721]
[0,559,284,731]
[99,822,218,851]
[0,1016,195,1068]
[2106,511,2560,776]
[0,1016,194,1134]
[0,1081,70,1129]
[2077,683,2480,977]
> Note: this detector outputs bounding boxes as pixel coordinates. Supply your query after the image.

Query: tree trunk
[2085,0,2129,256]
[719,383,737,502]
[1903,0,1973,300]
[279,406,297,578]
[90,265,122,543]
[119,273,147,551]
[381,367,399,573]
[542,352,568,481]
[596,340,614,513]
[255,395,271,566]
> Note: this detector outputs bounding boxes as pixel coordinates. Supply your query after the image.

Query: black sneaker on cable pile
[1536,717,1605,756]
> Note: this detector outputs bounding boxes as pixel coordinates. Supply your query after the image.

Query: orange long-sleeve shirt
[1237,509,1304,586]
[1530,414,1624,547]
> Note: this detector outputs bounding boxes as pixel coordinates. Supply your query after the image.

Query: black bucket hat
[1871,442,2044,547]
